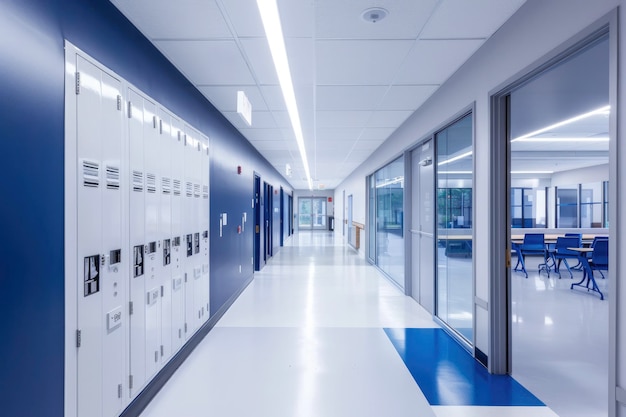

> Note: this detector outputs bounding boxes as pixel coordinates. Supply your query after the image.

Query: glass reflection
[374,157,405,288]
[436,113,474,343]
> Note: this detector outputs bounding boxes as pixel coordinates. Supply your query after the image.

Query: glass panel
[298,198,312,229]
[375,157,405,288]
[312,198,327,228]
[436,113,473,344]
[556,187,578,227]
[368,175,376,262]
[580,182,603,228]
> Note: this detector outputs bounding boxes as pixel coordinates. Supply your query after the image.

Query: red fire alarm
[328,197,333,202]
[237,166,242,175]
[237,225,242,234]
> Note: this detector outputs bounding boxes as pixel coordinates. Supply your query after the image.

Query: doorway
[298,197,327,230]
[493,29,611,417]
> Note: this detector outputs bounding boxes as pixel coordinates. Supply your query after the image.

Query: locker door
[192,133,205,327]
[201,137,210,320]
[183,129,197,338]
[158,108,173,364]
[170,121,185,352]
[128,88,146,398]
[76,55,125,417]
[143,98,161,379]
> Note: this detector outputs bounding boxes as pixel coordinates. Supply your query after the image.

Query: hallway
[139,232,556,417]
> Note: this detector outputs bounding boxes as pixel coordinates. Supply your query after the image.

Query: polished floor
[140,232,559,417]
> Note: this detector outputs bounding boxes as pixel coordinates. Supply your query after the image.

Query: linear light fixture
[437,151,472,166]
[256,0,312,190]
[511,136,609,143]
[511,105,610,142]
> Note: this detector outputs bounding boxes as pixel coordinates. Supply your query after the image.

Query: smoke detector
[361,7,388,23]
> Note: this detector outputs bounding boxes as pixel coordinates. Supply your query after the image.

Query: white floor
[139,232,561,417]
[511,256,609,417]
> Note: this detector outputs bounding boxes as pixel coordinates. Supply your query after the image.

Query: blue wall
[0,1,291,415]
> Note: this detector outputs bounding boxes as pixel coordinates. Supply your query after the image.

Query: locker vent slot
[106,165,120,190]
[132,171,144,192]
[194,183,201,198]
[162,177,171,195]
[173,179,181,196]
[146,173,157,193]
[185,182,193,197]
[202,185,209,199]
[82,160,99,188]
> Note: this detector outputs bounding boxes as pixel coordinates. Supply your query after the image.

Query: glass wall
[368,157,405,288]
[511,187,547,228]
[436,113,473,343]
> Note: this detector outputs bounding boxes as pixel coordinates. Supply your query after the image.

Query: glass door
[298,197,327,230]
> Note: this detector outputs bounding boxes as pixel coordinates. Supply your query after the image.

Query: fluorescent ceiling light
[437,151,472,166]
[256,0,312,190]
[512,137,609,143]
[511,105,610,142]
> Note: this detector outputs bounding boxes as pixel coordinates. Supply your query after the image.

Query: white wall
[334,0,619,366]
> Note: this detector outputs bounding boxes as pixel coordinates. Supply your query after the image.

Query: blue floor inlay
[384,328,544,406]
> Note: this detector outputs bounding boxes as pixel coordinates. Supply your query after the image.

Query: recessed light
[361,7,388,23]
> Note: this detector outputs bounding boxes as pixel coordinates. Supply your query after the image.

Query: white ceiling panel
[395,39,484,85]
[259,86,287,111]
[315,0,439,40]
[420,0,526,39]
[111,0,529,190]
[111,0,231,39]
[197,85,266,112]
[155,40,255,85]
[367,111,414,127]
[240,38,279,85]
[316,40,414,85]
[316,111,373,128]
[378,85,439,110]
[316,86,388,111]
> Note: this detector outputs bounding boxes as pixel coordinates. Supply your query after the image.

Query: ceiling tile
[240,38,279,85]
[358,127,396,142]
[218,0,264,37]
[378,85,439,110]
[316,128,362,142]
[316,86,388,111]
[367,111,414,127]
[198,86,266,112]
[316,40,414,85]
[315,0,439,39]
[395,39,484,85]
[240,128,285,141]
[420,0,526,39]
[316,111,373,128]
[155,40,255,85]
[111,0,231,39]
[259,85,287,111]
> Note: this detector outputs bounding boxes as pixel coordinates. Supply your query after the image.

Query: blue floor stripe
[384,328,544,406]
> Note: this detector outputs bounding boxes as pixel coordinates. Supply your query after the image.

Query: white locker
[200,136,210,322]
[192,129,205,328]
[75,55,125,417]
[170,119,185,353]
[142,97,162,380]
[127,88,147,398]
[183,128,197,338]
[158,108,173,364]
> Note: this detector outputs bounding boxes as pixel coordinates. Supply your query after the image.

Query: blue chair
[589,239,609,277]
[591,236,609,278]
[553,236,582,279]
[515,233,546,278]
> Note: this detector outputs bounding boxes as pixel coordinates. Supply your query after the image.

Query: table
[567,247,604,300]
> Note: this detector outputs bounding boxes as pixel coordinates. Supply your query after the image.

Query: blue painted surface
[384,328,544,406]
[0,0,291,415]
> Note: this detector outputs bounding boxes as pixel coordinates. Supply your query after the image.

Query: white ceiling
[110,0,527,190]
